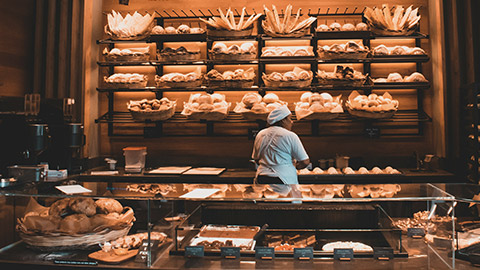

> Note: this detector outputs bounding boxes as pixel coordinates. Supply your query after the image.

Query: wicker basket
[317,50,369,60]
[129,104,176,121]
[209,52,257,61]
[105,23,153,41]
[346,106,396,119]
[225,80,254,88]
[369,25,416,36]
[262,27,309,38]
[105,80,148,89]
[207,27,253,38]
[240,111,269,121]
[263,78,312,88]
[186,111,228,121]
[299,112,341,121]
[105,54,150,62]
[17,207,135,251]
[157,53,201,62]
[156,79,202,88]
[317,77,366,87]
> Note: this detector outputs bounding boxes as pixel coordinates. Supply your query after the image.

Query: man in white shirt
[252,105,310,185]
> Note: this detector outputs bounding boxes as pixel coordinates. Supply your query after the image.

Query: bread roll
[95,198,123,214]
[23,216,58,232]
[69,198,97,217]
[263,93,279,104]
[59,214,91,234]
[49,198,71,217]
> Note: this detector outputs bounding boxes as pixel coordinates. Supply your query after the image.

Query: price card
[334,248,354,261]
[53,260,98,266]
[293,247,314,260]
[373,247,394,261]
[185,246,204,258]
[407,228,425,238]
[135,239,160,263]
[221,247,241,259]
[255,247,275,260]
[365,127,381,138]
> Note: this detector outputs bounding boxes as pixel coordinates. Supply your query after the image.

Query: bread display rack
[96,7,431,137]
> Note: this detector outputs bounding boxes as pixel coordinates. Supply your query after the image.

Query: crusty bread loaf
[48,198,71,217]
[95,198,123,214]
[59,214,91,234]
[68,198,96,217]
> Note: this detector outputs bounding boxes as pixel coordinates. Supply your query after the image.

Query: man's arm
[295,158,310,170]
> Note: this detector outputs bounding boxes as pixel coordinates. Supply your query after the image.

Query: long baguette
[382,4,394,29]
[218,8,234,30]
[283,5,292,33]
[272,5,282,33]
[286,7,301,33]
[243,13,262,29]
[238,7,246,30]
[398,5,412,29]
[392,6,404,31]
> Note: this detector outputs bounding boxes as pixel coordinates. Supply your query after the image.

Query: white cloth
[252,126,309,185]
[267,105,291,125]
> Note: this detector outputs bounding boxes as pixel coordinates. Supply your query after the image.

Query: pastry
[69,197,97,217]
[317,24,329,31]
[49,198,71,217]
[59,214,91,234]
[329,22,341,31]
[242,93,262,108]
[391,46,408,55]
[387,72,403,82]
[151,25,165,34]
[410,47,426,55]
[263,93,279,104]
[95,198,123,214]
[373,45,389,55]
[165,26,176,34]
[405,72,428,82]
[240,42,255,53]
[177,24,190,34]
[356,22,368,31]
[341,23,355,31]
[212,42,228,54]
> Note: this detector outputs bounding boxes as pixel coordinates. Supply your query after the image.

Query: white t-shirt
[252,126,309,184]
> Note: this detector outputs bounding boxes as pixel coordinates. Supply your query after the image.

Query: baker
[252,105,310,185]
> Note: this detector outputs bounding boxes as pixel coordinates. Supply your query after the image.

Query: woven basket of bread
[129,106,175,121]
[16,198,135,251]
[346,106,396,119]
[207,26,253,38]
[263,78,312,88]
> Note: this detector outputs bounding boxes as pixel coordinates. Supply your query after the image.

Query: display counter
[79,167,456,184]
[2,181,479,269]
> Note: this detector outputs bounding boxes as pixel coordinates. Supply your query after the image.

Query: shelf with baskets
[96,7,431,138]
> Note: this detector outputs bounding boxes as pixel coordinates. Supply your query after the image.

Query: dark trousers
[257,175,283,184]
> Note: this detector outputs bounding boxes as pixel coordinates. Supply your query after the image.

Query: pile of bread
[295,92,343,120]
[373,45,426,55]
[317,65,367,85]
[262,5,316,37]
[199,7,261,31]
[343,166,401,175]
[155,70,203,88]
[127,98,175,113]
[181,93,230,118]
[317,22,369,32]
[105,10,154,39]
[103,47,150,61]
[374,72,428,83]
[158,46,200,61]
[347,91,399,113]
[234,92,286,116]
[262,46,313,57]
[348,184,402,198]
[151,24,204,34]
[318,41,369,59]
[263,67,313,87]
[18,198,132,235]
[205,68,255,88]
[298,167,342,175]
[102,232,167,253]
[210,42,256,59]
[104,73,147,87]
[364,5,421,34]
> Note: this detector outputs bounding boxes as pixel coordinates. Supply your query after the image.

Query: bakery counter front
[79,166,456,184]
[2,181,480,269]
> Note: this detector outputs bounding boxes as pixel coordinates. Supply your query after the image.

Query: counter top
[77,167,457,184]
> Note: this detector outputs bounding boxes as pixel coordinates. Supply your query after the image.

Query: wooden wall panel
[0,0,36,97]
[93,0,442,169]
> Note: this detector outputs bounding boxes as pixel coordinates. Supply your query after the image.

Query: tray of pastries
[346,91,399,119]
[373,45,426,56]
[127,98,176,121]
[263,67,313,88]
[316,22,369,32]
[317,65,367,87]
[295,92,343,120]
[104,73,148,89]
[155,69,203,88]
[157,46,201,62]
[188,225,259,251]
[348,183,402,198]
[205,68,255,88]
[181,93,230,120]
[373,72,429,84]
[17,198,135,251]
[209,42,257,61]
[103,47,150,62]
[261,46,314,58]
[317,41,369,60]
[105,10,154,40]
[234,93,286,121]
[262,232,316,251]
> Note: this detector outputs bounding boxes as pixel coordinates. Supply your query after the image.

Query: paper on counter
[179,188,220,199]
[147,166,192,174]
[90,171,119,175]
[56,185,92,194]
[182,167,226,175]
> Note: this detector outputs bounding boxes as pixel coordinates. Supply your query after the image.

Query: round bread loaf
[68,197,96,216]
[48,198,71,217]
[59,214,91,234]
[95,198,123,214]
[23,216,58,232]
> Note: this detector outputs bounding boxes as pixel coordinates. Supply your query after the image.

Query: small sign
[334,248,354,261]
[407,228,425,238]
[53,260,98,266]
[135,239,160,262]
[185,246,204,257]
[294,247,314,260]
[433,237,452,249]
[373,247,394,260]
[255,247,275,260]
[365,127,380,138]
[221,247,241,259]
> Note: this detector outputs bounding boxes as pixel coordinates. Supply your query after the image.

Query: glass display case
[0,181,462,269]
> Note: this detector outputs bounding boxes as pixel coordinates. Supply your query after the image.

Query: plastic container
[123,147,147,173]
